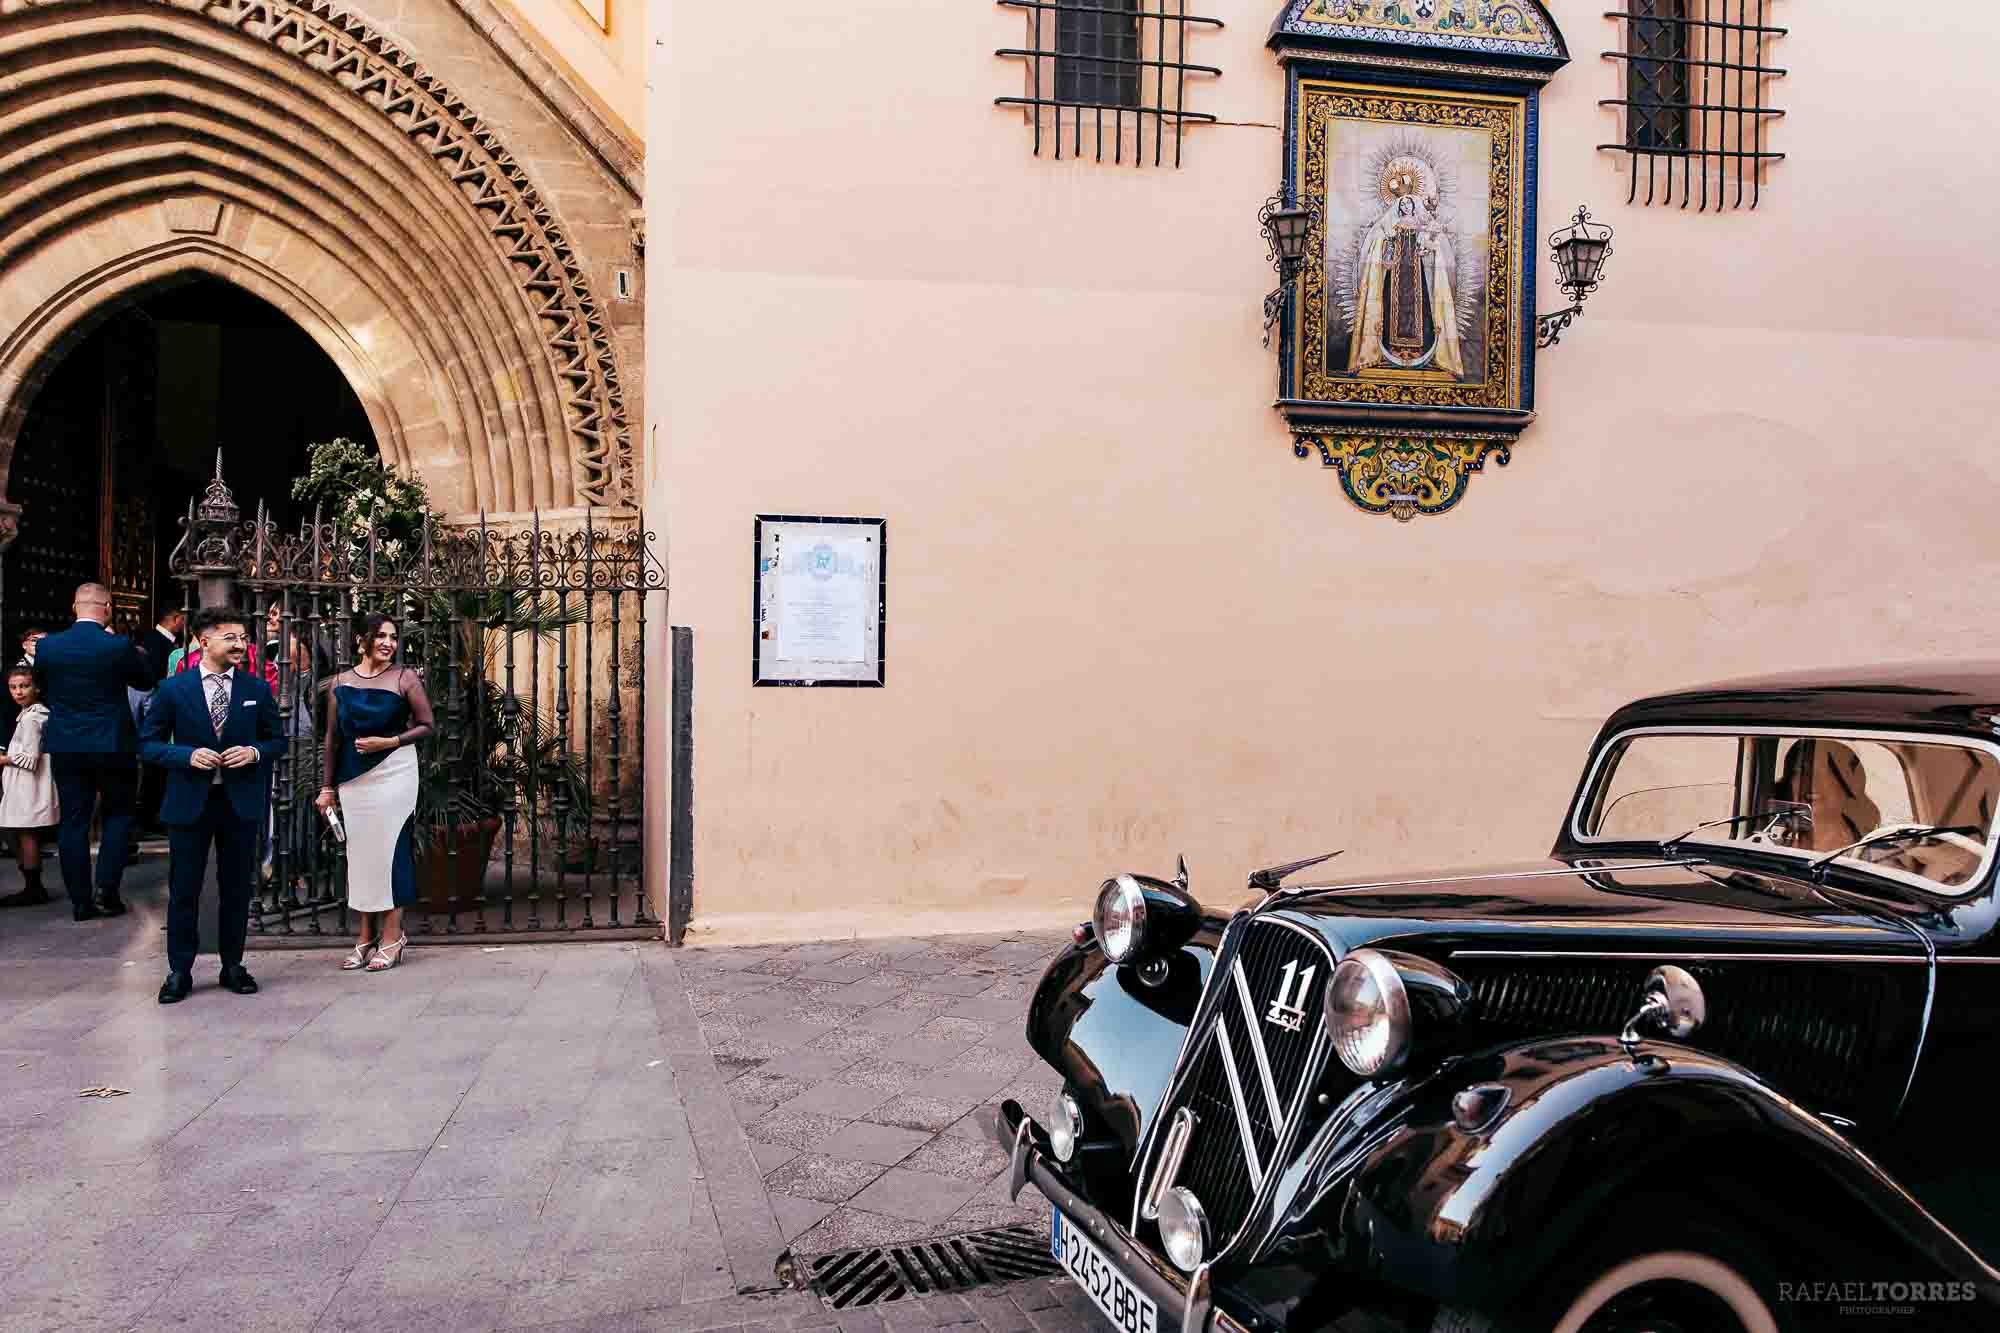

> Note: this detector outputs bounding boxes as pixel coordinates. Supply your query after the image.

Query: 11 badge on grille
[1264,960,1316,1033]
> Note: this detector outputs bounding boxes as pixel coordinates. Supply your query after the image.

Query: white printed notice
[776,536,872,663]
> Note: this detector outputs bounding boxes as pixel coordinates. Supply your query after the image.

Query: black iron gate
[170,466,666,941]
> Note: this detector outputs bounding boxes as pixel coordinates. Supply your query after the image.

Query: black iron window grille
[1601,0,1787,210]
[995,0,1222,167]
[1056,0,1141,107]
[1625,0,1689,151]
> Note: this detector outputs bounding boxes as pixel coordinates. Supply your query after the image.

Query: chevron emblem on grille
[1203,958,1300,1194]
[1231,961,1290,1125]
[1132,921,1334,1250]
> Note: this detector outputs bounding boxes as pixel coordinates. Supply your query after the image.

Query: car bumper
[992,1098,1250,1333]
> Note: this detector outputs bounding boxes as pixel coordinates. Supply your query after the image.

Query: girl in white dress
[0,666,59,906]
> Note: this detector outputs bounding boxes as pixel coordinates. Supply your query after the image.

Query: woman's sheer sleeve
[322,680,340,790]
[398,669,434,748]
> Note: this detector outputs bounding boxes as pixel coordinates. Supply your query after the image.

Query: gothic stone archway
[0,0,643,543]
[5,275,376,641]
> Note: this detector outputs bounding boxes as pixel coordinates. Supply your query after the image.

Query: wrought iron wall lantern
[1536,206,1614,348]
[1259,191,1317,348]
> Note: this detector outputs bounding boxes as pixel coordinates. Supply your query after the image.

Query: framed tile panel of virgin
[1267,0,1568,519]
[1295,82,1526,412]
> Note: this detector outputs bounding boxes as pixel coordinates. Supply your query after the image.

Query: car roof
[1600,661,2000,738]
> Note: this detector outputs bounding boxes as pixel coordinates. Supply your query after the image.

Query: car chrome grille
[1135,918,1331,1256]
[1463,960,1884,1111]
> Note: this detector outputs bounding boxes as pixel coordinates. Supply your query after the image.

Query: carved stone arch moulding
[1267,0,1567,520]
[3,0,633,511]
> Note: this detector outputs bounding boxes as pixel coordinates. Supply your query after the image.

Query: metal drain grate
[808,1224,1062,1308]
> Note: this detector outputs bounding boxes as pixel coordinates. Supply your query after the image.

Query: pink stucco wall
[645,0,2000,937]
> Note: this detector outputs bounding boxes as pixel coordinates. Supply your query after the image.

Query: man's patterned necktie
[208,675,229,735]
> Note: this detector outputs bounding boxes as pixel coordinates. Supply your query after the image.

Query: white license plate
[1051,1207,1160,1333]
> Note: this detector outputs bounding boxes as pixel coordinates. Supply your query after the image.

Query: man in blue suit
[139,607,286,1004]
[41,583,155,920]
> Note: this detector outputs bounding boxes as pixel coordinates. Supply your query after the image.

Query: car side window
[1771,737,1918,850]
[1587,735,1741,840]
[1845,740,1916,824]
[1585,729,2000,892]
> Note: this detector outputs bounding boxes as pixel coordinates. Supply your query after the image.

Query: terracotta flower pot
[414,817,503,910]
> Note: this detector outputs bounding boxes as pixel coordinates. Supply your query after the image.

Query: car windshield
[1577,729,2000,894]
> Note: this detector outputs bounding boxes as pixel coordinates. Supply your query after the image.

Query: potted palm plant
[405,585,592,908]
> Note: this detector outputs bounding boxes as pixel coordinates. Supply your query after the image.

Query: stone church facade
[0,0,665,924]
[0,0,645,528]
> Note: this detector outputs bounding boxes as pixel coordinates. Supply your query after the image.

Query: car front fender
[1025,922,1224,1165]
[1267,1035,2000,1313]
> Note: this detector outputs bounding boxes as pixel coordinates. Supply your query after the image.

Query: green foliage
[292,438,434,547]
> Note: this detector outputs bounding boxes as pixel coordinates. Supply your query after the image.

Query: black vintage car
[995,665,2000,1333]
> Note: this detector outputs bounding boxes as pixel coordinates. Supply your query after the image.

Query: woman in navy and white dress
[315,613,432,972]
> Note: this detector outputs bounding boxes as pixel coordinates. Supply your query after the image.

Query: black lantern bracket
[1259,191,1318,349]
[1536,205,1614,349]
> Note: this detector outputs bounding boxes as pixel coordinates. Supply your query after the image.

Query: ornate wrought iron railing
[168,466,666,941]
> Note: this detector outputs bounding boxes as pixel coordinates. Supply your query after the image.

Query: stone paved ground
[675,933,1067,1261]
[0,858,1096,1333]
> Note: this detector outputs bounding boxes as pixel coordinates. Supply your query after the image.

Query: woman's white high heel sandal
[366,936,407,971]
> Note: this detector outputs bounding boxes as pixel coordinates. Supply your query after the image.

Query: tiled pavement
[675,933,1068,1262]
[0,863,1095,1333]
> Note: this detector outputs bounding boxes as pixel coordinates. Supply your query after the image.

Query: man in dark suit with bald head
[39,583,154,920]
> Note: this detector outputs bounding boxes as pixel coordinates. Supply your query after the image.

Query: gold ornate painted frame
[1291,81,1526,412]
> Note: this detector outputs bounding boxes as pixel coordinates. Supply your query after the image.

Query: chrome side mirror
[1620,964,1706,1052]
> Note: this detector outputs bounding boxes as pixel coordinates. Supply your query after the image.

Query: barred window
[1602,0,1787,210]
[994,0,1221,167]
[1055,0,1140,108]
[1625,0,1689,151]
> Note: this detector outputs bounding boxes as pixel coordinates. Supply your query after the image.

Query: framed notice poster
[753,515,886,687]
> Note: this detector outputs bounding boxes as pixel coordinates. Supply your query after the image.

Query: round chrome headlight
[1326,949,1412,1077]
[1156,1186,1208,1272]
[1093,875,1148,963]
[1048,1091,1082,1163]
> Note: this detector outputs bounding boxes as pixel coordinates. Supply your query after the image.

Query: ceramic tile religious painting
[1297,82,1523,409]
[1268,0,1568,520]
